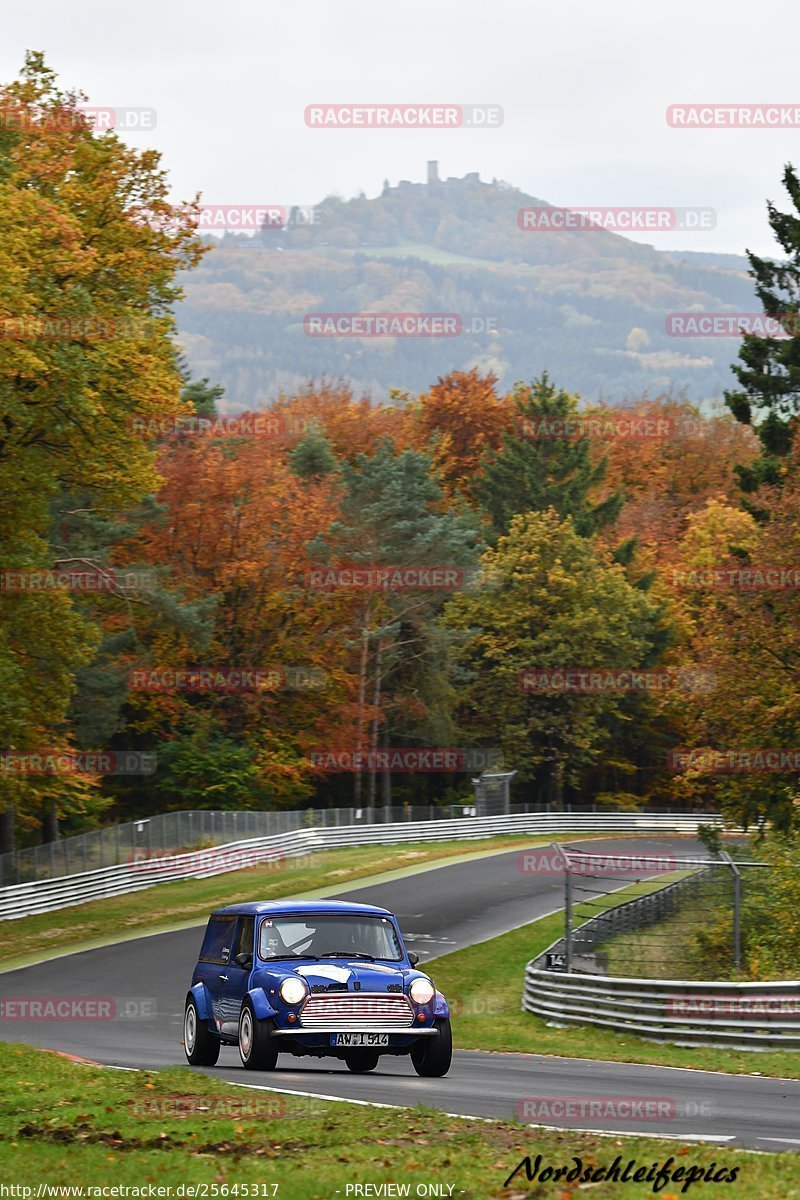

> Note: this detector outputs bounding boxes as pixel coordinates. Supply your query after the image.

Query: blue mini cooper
[183,900,452,1076]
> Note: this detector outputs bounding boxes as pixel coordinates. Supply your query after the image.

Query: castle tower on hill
[427,160,440,184]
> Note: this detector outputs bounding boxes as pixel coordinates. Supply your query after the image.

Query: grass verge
[0,1043,795,1198]
[425,884,800,1079]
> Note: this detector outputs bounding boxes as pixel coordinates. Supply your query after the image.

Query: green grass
[0,832,621,970]
[0,1044,796,1198]
[425,892,800,1079]
[354,241,497,267]
[598,907,732,982]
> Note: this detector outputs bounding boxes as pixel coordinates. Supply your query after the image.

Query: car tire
[344,1051,380,1073]
[238,1000,279,1071]
[411,1018,452,1077]
[184,997,220,1066]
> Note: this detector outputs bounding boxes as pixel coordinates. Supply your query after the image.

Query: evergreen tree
[477,375,623,535]
[725,164,800,492]
[181,378,225,418]
[310,443,482,803]
[289,423,338,480]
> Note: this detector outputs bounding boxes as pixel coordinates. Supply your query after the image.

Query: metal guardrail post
[720,851,742,970]
[552,842,572,972]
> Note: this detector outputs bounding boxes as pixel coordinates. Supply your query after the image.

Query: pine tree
[310,443,482,803]
[289,423,338,480]
[477,375,623,535]
[725,164,800,492]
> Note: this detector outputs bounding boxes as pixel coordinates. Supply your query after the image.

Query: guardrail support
[720,851,742,970]
[552,842,572,972]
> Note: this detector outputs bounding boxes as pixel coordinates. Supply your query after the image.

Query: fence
[0,804,475,888]
[0,809,724,920]
[555,845,768,975]
[522,854,797,1049]
[563,868,714,971]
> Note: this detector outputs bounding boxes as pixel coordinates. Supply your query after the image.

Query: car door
[193,914,239,1036]
[214,915,255,1037]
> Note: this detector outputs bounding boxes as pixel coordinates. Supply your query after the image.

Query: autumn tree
[412,369,512,497]
[668,482,800,829]
[0,53,203,848]
[585,397,757,563]
[444,510,666,809]
[130,432,353,808]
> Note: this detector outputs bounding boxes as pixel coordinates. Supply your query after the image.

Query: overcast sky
[3,0,799,255]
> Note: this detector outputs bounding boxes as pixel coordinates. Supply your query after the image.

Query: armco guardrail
[0,810,723,920]
[523,965,800,1049]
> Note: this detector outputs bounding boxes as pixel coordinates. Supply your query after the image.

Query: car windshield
[258,914,404,961]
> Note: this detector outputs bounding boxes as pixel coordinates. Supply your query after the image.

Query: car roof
[209,900,394,918]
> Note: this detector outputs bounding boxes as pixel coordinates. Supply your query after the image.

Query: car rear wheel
[344,1050,379,1073]
[411,1018,452,1077]
[238,1000,279,1071]
[184,998,220,1067]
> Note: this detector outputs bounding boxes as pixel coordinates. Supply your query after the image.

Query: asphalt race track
[2,836,800,1152]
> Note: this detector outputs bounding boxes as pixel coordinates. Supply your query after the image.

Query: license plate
[331,1033,389,1047]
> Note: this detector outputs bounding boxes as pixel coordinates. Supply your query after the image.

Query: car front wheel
[411,1018,452,1077]
[184,998,220,1066]
[238,1000,279,1071]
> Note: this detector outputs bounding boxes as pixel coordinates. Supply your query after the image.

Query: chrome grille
[299,991,414,1029]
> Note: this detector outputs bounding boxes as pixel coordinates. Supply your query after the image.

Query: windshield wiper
[319,951,376,960]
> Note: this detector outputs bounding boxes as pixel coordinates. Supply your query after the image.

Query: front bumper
[271,1026,438,1036]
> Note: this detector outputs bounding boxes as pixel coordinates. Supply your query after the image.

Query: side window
[198,916,238,964]
[232,916,255,964]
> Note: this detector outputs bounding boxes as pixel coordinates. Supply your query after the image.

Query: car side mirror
[233,951,253,968]
[407,951,419,966]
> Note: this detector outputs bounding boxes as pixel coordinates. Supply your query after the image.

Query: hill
[176,167,757,407]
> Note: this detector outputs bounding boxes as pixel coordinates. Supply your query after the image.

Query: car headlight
[409,977,435,1005]
[278,977,308,1006]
